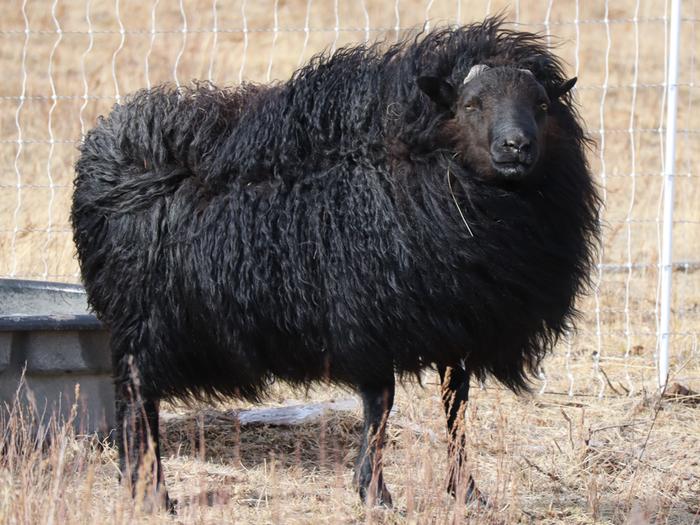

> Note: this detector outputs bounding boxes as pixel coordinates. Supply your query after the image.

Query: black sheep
[71,17,600,509]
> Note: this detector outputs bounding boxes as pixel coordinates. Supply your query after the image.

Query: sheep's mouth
[491,160,532,179]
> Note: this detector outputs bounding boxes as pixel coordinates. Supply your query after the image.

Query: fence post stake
[659,0,682,389]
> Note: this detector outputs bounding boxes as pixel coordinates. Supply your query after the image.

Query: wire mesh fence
[0,0,698,397]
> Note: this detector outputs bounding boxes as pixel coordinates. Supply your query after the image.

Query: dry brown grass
[1,378,699,524]
[0,1,699,523]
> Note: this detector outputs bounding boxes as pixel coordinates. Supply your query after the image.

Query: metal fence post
[659,0,682,388]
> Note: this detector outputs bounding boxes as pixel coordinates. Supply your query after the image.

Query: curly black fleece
[72,18,600,402]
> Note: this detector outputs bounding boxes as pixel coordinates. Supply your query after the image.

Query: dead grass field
[0,0,699,523]
[1,379,699,524]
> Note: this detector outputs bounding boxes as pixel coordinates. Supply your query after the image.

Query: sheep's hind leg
[438,364,488,506]
[354,379,395,507]
[114,362,173,513]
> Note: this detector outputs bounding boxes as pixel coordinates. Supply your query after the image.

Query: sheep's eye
[539,102,549,112]
[464,98,480,111]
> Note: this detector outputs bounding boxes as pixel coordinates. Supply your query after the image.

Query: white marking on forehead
[463,64,490,84]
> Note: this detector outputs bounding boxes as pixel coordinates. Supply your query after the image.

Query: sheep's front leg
[438,364,486,505]
[355,379,395,507]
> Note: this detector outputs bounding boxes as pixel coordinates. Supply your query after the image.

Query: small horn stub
[463,64,490,84]
[518,68,535,77]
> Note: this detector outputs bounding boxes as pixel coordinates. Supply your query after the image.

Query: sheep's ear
[417,76,457,109]
[551,77,577,99]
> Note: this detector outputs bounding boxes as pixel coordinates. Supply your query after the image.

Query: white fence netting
[0,0,698,396]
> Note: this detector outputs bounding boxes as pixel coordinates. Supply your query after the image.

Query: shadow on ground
[160,408,365,471]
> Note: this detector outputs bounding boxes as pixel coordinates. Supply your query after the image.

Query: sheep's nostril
[493,136,533,164]
[502,138,531,154]
[502,139,517,153]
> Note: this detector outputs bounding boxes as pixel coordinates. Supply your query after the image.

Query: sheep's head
[417,65,577,183]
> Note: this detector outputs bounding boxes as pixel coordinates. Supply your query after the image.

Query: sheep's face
[417,66,577,184]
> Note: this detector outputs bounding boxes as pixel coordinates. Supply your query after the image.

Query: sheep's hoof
[449,476,489,508]
[464,486,489,508]
[136,491,176,515]
[359,483,393,508]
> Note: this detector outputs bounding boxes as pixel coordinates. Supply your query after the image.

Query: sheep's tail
[88,166,191,214]
[73,85,211,216]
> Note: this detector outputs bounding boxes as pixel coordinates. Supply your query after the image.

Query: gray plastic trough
[0,279,114,436]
